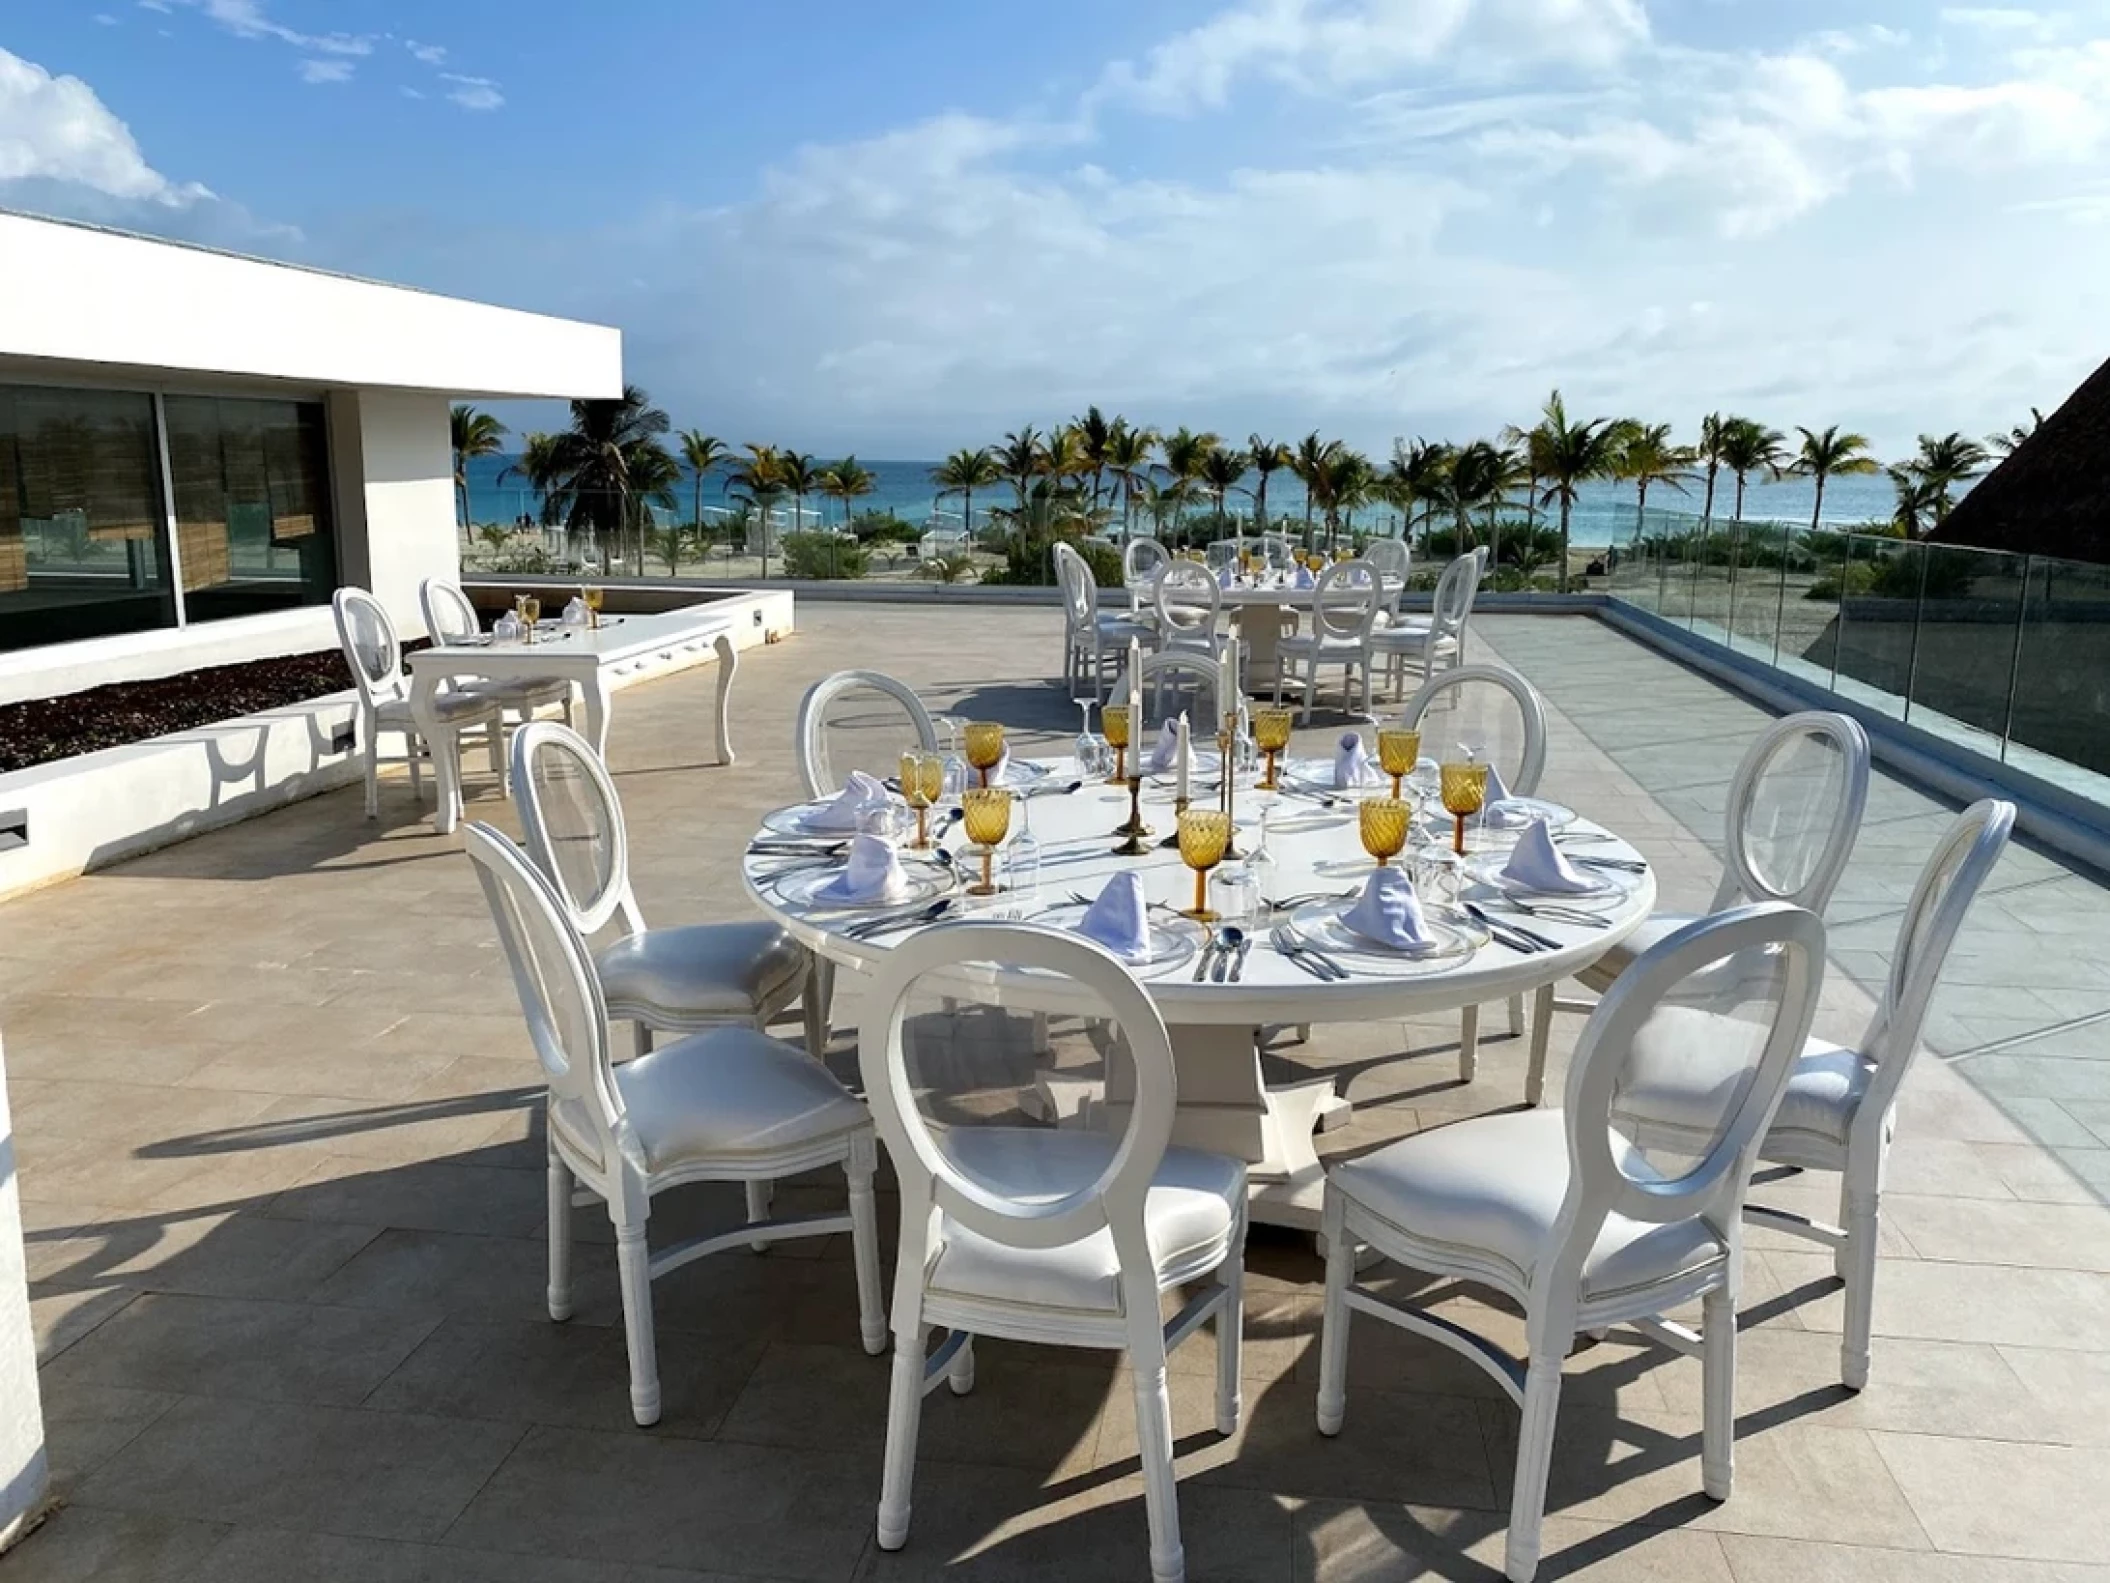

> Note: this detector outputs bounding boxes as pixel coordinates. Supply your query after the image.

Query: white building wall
[0,1035,50,1551]
[347,389,460,639]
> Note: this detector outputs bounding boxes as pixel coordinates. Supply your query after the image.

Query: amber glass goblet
[582,584,604,628]
[961,787,1013,897]
[964,721,1006,788]
[1377,727,1421,800]
[900,750,944,849]
[1439,760,1490,857]
[1101,705,1133,784]
[1252,706,1293,790]
[1359,797,1411,868]
[1177,809,1232,921]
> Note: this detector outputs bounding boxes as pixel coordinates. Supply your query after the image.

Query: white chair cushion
[1763,1041,1872,1156]
[926,1129,1245,1313]
[1367,625,1456,655]
[1332,1111,1726,1302]
[585,1026,868,1175]
[1575,913,1696,994]
[375,690,499,726]
[1092,615,1155,640]
[466,676,572,711]
[595,921,809,1022]
[1277,634,1366,655]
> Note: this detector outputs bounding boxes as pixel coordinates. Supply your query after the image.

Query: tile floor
[3,605,2107,1582]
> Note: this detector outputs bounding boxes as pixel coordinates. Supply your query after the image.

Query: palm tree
[677,430,732,534]
[1990,407,2044,456]
[1789,425,1880,536]
[1908,432,1991,529]
[541,384,673,573]
[1073,406,1117,510]
[621,443,682,577]
[1105,422,1157,536]
[1888,465,1946,536]
[819,456,877,531]
[1037,424,1088,487]
[998,426,1041,509]
[1500,420,1551,534]
[776,450,822,540]
[1198,445,1251,532]
[450,404,508,536]
[1443,440,1508,549]
[1137,477,1190,537]
[1159,426,1218,488]
[1246,435,1291,530]
[1694,412,1729,532]
[499,431,564,526]
[725,444,786,575]
[1290,431,1341,543]
[1719,418,1787,527]
[1535,389,1622,592]
[931,446,1002,539]
[1316,447,1373,547]
[1615,422,1694,538]
[1389,439,1452,549]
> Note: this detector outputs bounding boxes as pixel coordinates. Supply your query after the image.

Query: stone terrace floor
[4,605,2109,1582]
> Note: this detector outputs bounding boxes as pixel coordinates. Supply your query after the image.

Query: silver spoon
[1211,925,1244,983]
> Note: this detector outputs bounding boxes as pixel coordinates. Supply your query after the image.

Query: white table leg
[409,671,465,836]
[713,634,738,766]
[1233,609,1283,691]
[581,668,615,759]
[1066,1023,1342,1231]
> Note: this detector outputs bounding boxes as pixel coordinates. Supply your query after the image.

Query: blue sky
[4,1,2108,457]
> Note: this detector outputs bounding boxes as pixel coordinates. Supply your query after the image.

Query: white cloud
[400,85,425,100]
[440,73,503,111]
[296,58,354,85]
[407,40,446,65]
[94,14,120,25]
[157,0,372,56]
[0,46,208,203]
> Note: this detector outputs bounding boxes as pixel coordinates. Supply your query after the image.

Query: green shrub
[780,532,869,580]
[981,533,1122,588]
[1805,561,1878,600]
[851,511,923,545]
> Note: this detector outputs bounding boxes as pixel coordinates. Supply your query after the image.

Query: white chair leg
[362,730,381,819]
[1315,1193,1353,1436]
[947,1334,976,1396]
[744,1180,773,1254]
[1129,1351,1186,1583]
[613,1219,661,1426]
[1701,1283,1736,1498]
[804,958,835,1058]
[546,1150,574,1322]
[1032,1011,1052,1056]
[1505,1354,1564,1583]
[1840,1187,1879,1391]
[876,1330,926,1551]
[1215,1214,1245,1436]
[1459,1003,1480,1083]
[1506,992,1524,1037]
[487,718,506,781]
[1524,983,1555,1106]
[406,727,424,799]
[846,1135,887,1356]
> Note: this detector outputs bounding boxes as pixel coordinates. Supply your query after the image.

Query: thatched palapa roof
[1937,356,2110,564]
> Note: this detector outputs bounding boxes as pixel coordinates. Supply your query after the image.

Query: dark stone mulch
[0,647,387,775]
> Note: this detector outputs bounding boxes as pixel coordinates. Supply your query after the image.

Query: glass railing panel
[1724,520,1789,661]
[1823,532,1916,719]
[1774,523,1842,688]
[1685,520,1733,640]
[1904,542,2025,753]
[2010,552,2110,779]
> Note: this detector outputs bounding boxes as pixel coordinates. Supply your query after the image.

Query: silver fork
[1192,935,1221,982]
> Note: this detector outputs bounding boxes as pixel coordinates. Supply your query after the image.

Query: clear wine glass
[1074,698,1105,779]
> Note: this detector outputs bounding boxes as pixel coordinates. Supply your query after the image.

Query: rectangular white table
[408,604,739,834]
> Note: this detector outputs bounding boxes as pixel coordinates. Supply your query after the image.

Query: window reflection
[165,395,337,621]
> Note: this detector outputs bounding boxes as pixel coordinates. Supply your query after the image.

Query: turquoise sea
[463,454,1918,542]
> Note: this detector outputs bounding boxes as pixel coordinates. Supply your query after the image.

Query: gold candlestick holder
[1217,721,1243,860]
[1112,774,1154,855]
[1159,793,1190,849]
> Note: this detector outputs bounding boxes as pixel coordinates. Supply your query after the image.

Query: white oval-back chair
[1275,559,1382,722]
[1732,799,2008,1388]
[1400,664,1551,1078]
[1360,536,1411,619]
[1152,560,1223,658]
[1057,540,1155,701]
[462,820,884,1427]
[1318,902,1827,1583]
[859,921,1248,1583]
[794,669,939,800]
[333,586,501,820]
[1123,536,1173,616]
[1522,712,1872,1105]
[417,577,578,752]
[1369,549,1480,702]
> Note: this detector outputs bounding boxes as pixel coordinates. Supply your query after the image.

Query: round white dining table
[741,758,1655,1231]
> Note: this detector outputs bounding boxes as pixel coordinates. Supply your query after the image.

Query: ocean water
[463,454,1917,541]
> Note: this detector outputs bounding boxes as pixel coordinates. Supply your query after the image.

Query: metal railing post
[1997,554,2034,764]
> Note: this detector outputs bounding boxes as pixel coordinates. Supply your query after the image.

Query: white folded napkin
[1343,868,1434,952]
[1501,819,1597,894]
[1293,564,1317,590]
[814,833,912,904]
[1077,872,1151,962]
[1217,565,1236,589]
[1458,753,1529,829]
[1334,731,1383,790]
[1148,718,1181,773]
[808,769,892,832]
[987,750,1017,785]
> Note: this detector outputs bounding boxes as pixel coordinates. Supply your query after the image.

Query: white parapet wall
[0,592,791,902]
[0,1033,49,1553]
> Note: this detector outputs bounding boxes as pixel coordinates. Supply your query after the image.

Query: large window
[0,382,338,653]
[0,385,175,649]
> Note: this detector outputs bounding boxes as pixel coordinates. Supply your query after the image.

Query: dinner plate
[758,800,874,837]
[1462,849,1631,901]
[768,861,955,912]
[1288,898,1487,970]
[1026,902,1202,972]
[1472,796,1578,838]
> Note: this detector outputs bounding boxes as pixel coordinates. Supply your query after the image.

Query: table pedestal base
[1034,1024,1352,1232]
